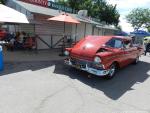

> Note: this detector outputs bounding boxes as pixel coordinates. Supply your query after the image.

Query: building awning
[11,0,102,25]
[13,0,60,17]
[9,0,117,30]
[96,25,117,30]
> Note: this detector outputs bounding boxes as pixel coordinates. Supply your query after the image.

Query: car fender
[96,52,119,69]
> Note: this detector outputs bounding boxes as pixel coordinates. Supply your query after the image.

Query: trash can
[0,45,3,70]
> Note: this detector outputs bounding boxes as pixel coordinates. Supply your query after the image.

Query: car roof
[87,35,132,41]
[112,36,132,41]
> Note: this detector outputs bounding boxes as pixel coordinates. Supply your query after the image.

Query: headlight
[94,56,101,63]
[64,50,69,56]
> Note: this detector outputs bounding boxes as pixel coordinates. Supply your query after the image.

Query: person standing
[143,36,150,55]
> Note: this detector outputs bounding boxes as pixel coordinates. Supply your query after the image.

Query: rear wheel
[105,63,117,79]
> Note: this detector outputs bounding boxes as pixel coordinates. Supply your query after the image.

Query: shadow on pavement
[54,60,150,100]
[0,59,150,100]
[0,61,60,76]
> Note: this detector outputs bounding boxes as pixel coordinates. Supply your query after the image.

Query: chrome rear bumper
[64,59,109,76]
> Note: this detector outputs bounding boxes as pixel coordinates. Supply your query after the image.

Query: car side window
[106,38,123,48]
[114,39,123,48]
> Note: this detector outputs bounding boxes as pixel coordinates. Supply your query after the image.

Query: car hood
[70,36,111,60]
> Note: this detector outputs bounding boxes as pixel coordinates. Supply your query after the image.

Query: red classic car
[64,36,143,78]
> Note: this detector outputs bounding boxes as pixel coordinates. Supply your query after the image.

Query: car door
[105,38,127,67]
[113,39,129,67]
[123,40,136,64]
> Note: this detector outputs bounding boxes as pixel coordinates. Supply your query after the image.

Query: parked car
[64,36,143,78]
[0,29,7,40]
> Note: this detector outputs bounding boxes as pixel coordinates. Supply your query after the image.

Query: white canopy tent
[0,4,29,23]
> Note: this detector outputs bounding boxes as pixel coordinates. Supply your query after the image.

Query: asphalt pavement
[0,55,150,113]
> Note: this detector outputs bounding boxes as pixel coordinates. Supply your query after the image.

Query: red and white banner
[20,0,48,7]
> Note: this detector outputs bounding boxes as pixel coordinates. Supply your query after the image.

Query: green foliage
[92,1,120,26]
[56,0,120,26]
[67,0,83,11]
[126,8,150,31]
[116,25,122,31]
[0,0,6,4]
[148,27,150,32]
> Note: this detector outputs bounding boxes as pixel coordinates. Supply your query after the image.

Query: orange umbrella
[48,13,80,24]
[48,13,80,56]
[48,13,80,33]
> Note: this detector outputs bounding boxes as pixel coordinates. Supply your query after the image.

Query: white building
[6,0,117,49]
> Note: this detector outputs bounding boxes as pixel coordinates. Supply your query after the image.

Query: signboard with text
[20,0,48,7]
[48,1,77,14]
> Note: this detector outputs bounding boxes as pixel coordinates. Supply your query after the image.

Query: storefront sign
[20,0,48,7]
[48,1,76,14]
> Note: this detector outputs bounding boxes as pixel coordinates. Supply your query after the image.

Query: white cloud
[107,0,150,32]
[119,16,134,33]
[108,0,150,10]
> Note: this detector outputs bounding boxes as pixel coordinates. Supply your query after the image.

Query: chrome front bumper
[64,59,109,76]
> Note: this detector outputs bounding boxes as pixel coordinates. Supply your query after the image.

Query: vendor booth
[5,0,117,50]
[0,3,29,70]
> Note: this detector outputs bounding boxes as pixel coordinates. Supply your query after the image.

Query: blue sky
[107,0,150,32]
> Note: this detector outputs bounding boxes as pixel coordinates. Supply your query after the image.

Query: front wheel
[133,56,139,65]
[105,63,117,79]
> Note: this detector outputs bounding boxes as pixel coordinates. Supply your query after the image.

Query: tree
[147,27,150,32]
[66,0,83,11]
[116,25,122,31]
[92,2,120,26]
[56,0,120,26]
[126,8,150,31]
[0,0,6,4]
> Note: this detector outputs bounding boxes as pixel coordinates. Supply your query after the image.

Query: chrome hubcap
[109,65,115,76]
[136,57,139,63]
